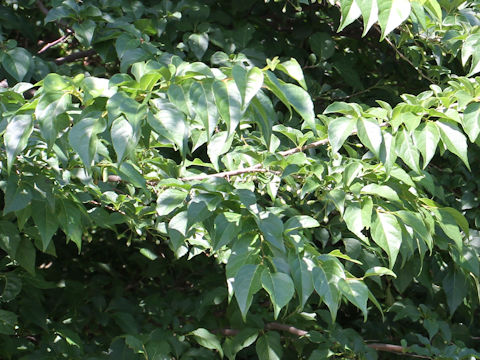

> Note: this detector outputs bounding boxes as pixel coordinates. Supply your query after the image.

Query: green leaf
[380,131,397,174]
[118,162,146,189]
[327,189,346,215]
[4,114,33,172]
[251,91,275,148]
[147,104,186,154]
[207,131,234,170]
[256,333,283,360]
[357,0,379,36]
[3,176,32,215]
[284,215,320,232]
[363,266,397,279]
[437,121,470,170]
[167,211,189,252]
[424,0,442,21]
[356,117,383,157]
[309,32,335,60]
[107,92,145,126]
[233,264,263,321]
[338,278,369,321]
[73,20,96,46]
[35,92,70,147]
[0,221,21,258]
[371,211,402,268]
[257,212,285,252]
[167,84,191,115]
[313,258,344,321]
[462,102,480,142]
[15,238,36,275]
[432,208,464,251]
[413,122,439,168]
[1,272,22,302]
[156,188,188,216]
[396,128,421,173]
[224,328,258,360]
[232,65,264,109]
[213,212,241,250]
[361,184,400,203]
[343,162,363,187]
[441,207,469,238]
[277,58,307,90]
[442,269,467,315]
[0,310,18,335]
[190,328,223,357]
[111,116,134,162]
[57,200,83,252]
[68,115,106,171]
[189,81,218,138]
[213,79,242,136]
[2,47,31,81]
[328,116,356,153]
[344,202,367,241]
[281,83,316,133]
[329,249,363,264]
[31,201,58,252]
[361,197,373,229]
[378,0,411,41]
[261,269,295,319]
[188,33,209,60]
[395,210,432,251]
[338,0,362,32]
[289,254,314,309]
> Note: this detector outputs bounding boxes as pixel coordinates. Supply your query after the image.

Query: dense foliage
[2,0,480,359]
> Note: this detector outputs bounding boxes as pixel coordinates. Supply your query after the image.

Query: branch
[38,34,71,54]
[265,322,308,336]
[55,49,96,65]
[374,25,435,84]
[181,164,265,182]
[179,140,330,182]
[367,343,431,359]
[36,0,49,15]
[217,324,430,358]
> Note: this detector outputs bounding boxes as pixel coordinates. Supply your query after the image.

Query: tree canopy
[1,0,480,359]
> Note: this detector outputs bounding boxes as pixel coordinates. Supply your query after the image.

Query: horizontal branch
[265,322,308,336]
[181,164,265,181]
[367,343,430,359]
[55,49,96,65]
[217,324,429,358]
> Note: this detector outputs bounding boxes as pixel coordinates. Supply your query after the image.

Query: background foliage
[1,0,480,359]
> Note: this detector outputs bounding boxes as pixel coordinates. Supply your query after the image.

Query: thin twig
[55,49,96,65]
[38,34,71,54]
[374,25,435,84]
[367,343,431,359]
[88,200,126,216]
[36,0,49,15]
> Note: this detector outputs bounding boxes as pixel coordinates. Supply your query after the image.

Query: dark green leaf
[4,114,33,172]
[233,264,263,321]
[68,115,106,171]
[2,47,31,81]
[256,333,283,360]
[371,211,402,268]
[190,328,223,357]
[261,269,295,319]
[328,116,356,153]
